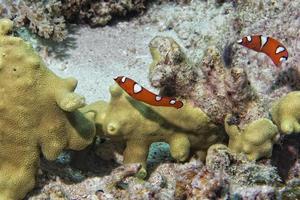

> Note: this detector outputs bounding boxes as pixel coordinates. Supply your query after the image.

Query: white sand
[46,21,160,103]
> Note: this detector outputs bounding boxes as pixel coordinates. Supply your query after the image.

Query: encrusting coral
[148,36,198,98]
[148,36,260,125]
[0,19,96,200]
[271,91,300,134]
[224,115,279,160]
[99,83,224,178]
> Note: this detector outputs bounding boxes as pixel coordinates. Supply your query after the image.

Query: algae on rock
[0,0,147,41]
[148,36,259,126]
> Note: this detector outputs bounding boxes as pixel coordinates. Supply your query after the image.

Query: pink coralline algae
[149,37,260,126]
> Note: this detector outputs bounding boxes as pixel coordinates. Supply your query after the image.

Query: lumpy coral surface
[0,19,96,200]
[99,83,223,177]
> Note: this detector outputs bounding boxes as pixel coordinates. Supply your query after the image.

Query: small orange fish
[237,35,288,67]
[114,76,183,109]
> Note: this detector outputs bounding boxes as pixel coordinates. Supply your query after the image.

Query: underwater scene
[0,0,299,199]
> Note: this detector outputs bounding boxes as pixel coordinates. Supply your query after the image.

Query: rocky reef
[0,0,147,41]
[146,0,300,127]
[0,0,300,199]
[148,36,259,125]
[26,144,298,199]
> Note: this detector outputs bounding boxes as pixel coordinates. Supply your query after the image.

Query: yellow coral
[224,115,279,160]
[0,18,13,36]
[78,100,108,136]
[271,91,300,134]
[99,83,223,178]
[0,19,96,200]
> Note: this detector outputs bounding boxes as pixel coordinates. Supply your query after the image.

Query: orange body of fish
[237,35,288,67]
[114,76,183,109]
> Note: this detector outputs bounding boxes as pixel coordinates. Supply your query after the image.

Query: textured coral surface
[225,115,279,160]
[0,19,96,200]
[99,83,222,177]
[271,91,300,134]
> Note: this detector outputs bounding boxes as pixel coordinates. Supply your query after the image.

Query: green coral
[271,91,300,134]
[99,83,223,178]
[224,115,279,160]
[0,19,96,200]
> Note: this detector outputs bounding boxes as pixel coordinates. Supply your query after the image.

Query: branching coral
[98,83,223,178]
[0,19,96,200]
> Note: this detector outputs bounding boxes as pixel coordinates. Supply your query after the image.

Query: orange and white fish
[237,35,288,67]
[114,76,183,109]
